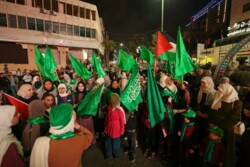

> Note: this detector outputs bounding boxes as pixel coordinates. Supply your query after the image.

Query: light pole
[161,0,164,32]
[120,43,129,51]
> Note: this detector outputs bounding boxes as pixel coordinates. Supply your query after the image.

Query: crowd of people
[0,62,249,167]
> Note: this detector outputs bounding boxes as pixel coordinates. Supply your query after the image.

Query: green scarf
[49,131,76,140]
[26,116,48,124]
[180,122,194,142]
[162,88,178,102]
[167,105,175,132]
[204,140,221,163]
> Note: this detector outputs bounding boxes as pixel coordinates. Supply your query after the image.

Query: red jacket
[104,105,125,138]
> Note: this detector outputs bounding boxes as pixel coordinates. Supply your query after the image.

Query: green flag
[147,65,166,127]
[120,64,142,113]
[77,83,104,116]
[44,45,58,81]
[91,53,106,78]
[139,45,154,66]
[165,60,174,75]
[69,54,91,80]
[117,49,136,72]
[34,45,45,76]
[174,27,197,81]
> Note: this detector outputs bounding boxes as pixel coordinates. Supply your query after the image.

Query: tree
[101,33,116,65]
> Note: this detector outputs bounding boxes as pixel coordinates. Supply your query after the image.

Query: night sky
[83,0,211,43]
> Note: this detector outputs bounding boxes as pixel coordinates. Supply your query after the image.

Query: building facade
[184,0,231,56]
[0,0,105,71]
[198,0,250,65]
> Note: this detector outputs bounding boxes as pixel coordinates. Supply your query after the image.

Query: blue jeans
[105,135,121,157]
[10,85,18,97]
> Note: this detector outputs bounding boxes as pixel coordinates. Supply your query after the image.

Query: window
[18,16,26,29]
[66,4,72,15]
[45,20,52,32]
[86,28,90,38]
[74,25,79,36]
[52,0,58,12]
[52,22,59,33]
[34,0,43,8]
[80,7,85,18]
[60,23,66,35]
[73,5,79,17]
[243,3,250,13]
[8,14,17,28]
[67,24,73,35]
[91,29,96,39]
[16,0,25,5]
[80,27,85,37]
[44,0,51,10]
[86,9,90,19]
[6,0,15,3]
[0,13,7,27]
[36,19,44,31]
[27,17,36,30]
[91,10,96,21]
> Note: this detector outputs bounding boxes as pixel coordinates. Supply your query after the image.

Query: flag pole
[153,57,157,77]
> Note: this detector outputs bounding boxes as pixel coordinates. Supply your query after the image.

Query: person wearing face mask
[0,105,25,167]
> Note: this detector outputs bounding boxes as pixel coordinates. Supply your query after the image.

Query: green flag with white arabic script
[120,64,142,113]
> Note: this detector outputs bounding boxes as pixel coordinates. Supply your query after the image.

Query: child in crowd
[124,109,138,162]
[178,109,198,167]
[104,93,125,159]
[200,126,225,167]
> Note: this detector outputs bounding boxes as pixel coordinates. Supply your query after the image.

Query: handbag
[233,121,245,136]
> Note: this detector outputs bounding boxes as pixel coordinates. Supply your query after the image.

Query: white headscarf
[197,76,216,105]
[57,83,68,97]
[159,74,168,88]
[17,84,33,99]
[120,72,128,91]
[211,83,239,110]
[0,105,23,165]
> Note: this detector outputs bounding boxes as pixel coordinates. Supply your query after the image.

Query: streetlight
[120,43,129,51]
[161,0,164,32]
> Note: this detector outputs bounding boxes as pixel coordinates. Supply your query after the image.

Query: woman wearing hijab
[109,79,120,95]
[74,81,96,145]
[13,84,39,141]
[195,76,216,142]
[21,100,50,157]
[209,77,242,167]
[17,84,38,104]
[30,104,93,167]
[0,105,24,167]
[55,83,73,105]
[74,81,88,108]
[36,79,57,99]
